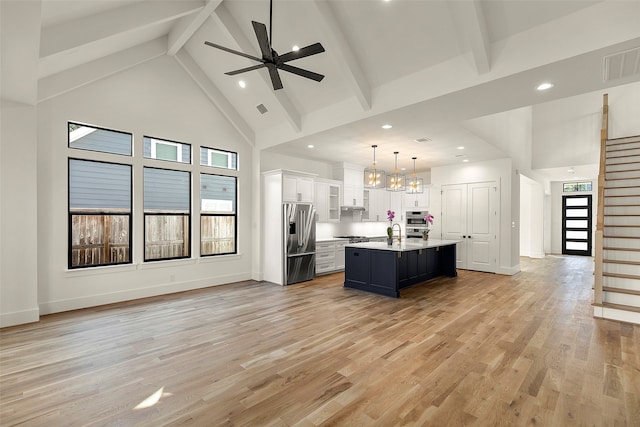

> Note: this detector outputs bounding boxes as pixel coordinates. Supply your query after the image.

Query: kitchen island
[344,239,459,298]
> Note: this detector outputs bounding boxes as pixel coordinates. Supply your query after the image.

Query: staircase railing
[594,94,608,306]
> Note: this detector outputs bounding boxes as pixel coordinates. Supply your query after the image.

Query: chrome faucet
[393,223,402,242]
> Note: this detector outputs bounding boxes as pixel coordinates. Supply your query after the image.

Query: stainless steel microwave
[406,211,429,227]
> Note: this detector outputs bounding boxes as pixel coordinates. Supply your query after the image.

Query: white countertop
[345,239,460,252]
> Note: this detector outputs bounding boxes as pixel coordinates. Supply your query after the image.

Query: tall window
[144,136,191,164]
[68,159,132,268]
[144,167,191,261]
[201,174,237,256]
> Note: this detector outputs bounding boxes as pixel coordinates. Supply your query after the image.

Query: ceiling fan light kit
[204,0,325,90]
[364,144,386,189]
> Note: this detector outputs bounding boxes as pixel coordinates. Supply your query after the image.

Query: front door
[562,195,592,256]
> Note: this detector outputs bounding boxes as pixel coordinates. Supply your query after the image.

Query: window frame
[68,121,133,156]
[67,157,133,269]
[143,166,192,262]
[563,181,593,192]
[201,146,238,170]
[143,135,192,164]
[200,173,238,257]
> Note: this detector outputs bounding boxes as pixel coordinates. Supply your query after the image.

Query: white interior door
[441,184,467,268]
[441,182,497,272]
[467,182,497,273]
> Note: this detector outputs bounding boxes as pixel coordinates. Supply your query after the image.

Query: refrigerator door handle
[298,210,304,248]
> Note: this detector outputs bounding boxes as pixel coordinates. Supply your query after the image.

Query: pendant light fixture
[364,145,386,188]
[386,151,406,191]
[406,157,423,194]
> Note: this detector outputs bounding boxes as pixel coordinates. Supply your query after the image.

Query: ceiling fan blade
[224,64,266,76]
[204,41,264,63]
[279,64,324,82]
[252,21,273,61]
[266,64,283,90]
[278,43,325,63]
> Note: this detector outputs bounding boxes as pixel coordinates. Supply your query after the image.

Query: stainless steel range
[335,235,370,243]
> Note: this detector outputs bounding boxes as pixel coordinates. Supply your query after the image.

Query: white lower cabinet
[335,241,347,270]
[316,240,348,275]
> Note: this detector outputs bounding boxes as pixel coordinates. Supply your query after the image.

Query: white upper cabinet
[403,186,430,209]
[333,163,364,207]
[315,178,341,222]
[283,173,314,203]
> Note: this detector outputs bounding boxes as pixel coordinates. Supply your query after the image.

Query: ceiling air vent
[256,104,268,114]
[413,137,432,143]
[603,47,640,82]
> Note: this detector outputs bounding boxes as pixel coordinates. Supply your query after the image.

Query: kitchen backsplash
[316,221,389,239]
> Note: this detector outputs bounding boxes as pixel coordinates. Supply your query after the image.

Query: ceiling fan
[204,0,325,90]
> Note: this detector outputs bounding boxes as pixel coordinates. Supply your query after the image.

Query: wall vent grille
[603,47,640,82]
[256,104,268,114]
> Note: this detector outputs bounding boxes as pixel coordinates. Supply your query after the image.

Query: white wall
[0,100,40,327]
[431,158,520,275]
[34,56,254,315]
[532,83,640,170]
[520,174,545,258]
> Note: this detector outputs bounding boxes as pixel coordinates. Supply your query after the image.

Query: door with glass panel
[562,195,592,256]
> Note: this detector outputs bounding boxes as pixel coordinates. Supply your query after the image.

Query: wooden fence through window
[71,212,235,266]
[70,213,130,267]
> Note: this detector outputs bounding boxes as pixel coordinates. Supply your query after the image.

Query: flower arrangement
[425,213,434,225]
[386,210,395,238]
[423,213,434,240]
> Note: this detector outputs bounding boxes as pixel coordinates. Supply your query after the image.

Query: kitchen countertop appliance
[405,210,429,238]
[284,202,316,285]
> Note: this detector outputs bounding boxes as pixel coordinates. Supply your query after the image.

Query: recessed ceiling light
[536,82,554,91]
[400,167,406,171]
[292,45,300,51]
[463,159,469,163]
[382,124,392,129]
[414,137,432,143]
[238,80,246,88]
[307,144,314,148]
[457,146,465,150]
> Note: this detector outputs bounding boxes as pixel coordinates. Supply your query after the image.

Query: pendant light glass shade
[364,145,386,189]
[386,152,406,192]
[406,157,424,194]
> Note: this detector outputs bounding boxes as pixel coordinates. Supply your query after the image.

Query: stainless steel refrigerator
[283,202,316,285]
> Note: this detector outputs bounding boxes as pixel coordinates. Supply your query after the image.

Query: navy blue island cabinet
[344,240,458,298]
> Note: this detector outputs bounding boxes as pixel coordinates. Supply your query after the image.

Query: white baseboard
[528,252,545,259]
[0,307,40,328]
[497,264,520,275]
[39,273,252,315]
[594,305,640,325]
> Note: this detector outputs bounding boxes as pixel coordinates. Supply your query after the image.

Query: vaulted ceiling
[2,0,640,178]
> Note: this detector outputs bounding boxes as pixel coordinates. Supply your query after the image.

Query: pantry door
[441,182,497,273]
[466,182,497,273]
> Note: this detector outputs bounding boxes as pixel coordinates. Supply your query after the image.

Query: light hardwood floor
[1,256,639,426]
